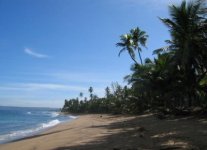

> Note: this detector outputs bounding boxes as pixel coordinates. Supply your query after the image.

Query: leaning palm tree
[116,34,138,64]
[130,27,148,65]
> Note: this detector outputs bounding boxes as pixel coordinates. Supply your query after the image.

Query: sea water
[0,106,76,144]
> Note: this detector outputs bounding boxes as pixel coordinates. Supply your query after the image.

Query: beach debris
[136,126,146,138]
[139,133,144,138]
[156,113,166,120]
[137,126,146,132]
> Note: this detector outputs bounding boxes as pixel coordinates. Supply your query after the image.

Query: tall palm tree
[88,86,93,100]
[105,86,111,99]
[130,27,148,65]
[160,0,207,107]
[161,0,206,66]
[79,92,83,100]
[116,34,138,64]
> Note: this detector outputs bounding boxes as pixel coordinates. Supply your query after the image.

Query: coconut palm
[116,34,138,64]
[160,0,207,106]
[88,86,93,100]
[162,0,207,66]
[79,92,83,100]
[130,27,148,65]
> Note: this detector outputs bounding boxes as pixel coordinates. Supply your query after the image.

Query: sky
[0,0,184,108]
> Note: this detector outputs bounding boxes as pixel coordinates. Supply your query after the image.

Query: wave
[69,115,78,119]
[41,119,60,128]
[51,112,59,118]
[0,119,61,144]
[27,112,31,115]
[40,111,60,118]
[0,127,40,144]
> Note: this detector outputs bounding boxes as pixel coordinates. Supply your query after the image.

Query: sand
[0,114,207,150]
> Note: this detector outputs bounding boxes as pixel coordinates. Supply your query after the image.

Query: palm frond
[153,46,170,55]
[118,48,126,57]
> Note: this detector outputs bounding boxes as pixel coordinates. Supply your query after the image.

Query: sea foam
[0,119,61,144]
[27,112,31,114]
[42,119,60,128]
[0,107,76,144]
[51,112,59,118]
[69,115,77,119]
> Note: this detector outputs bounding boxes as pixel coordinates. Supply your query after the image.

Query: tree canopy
[62,0,207,115]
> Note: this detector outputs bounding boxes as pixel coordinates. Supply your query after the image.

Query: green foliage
[88,86,93,100]
[116,27,148,65]
[62,0,207,115]
[125,0,207,113]
[62,84,135,114]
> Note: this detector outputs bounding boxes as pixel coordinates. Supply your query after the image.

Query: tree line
[62,0,207,115]
[62,83,134,114]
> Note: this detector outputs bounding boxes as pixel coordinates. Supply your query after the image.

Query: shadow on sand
[53,114,207,150]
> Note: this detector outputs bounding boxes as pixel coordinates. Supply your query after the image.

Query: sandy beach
[0,114,207,150]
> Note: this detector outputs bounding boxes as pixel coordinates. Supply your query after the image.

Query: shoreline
[0,113,78,145]
[0,114,137,150]
[0,114,207,150]
[8,116,78,144]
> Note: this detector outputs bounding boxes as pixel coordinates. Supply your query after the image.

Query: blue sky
[0,0,182,108]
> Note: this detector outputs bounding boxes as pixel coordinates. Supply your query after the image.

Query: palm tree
[116,34,138,64]
[160,0,207,107]
[79,92,83,100]
[130,27,148,65]
[88,86,93,100]
[105,86,111,99]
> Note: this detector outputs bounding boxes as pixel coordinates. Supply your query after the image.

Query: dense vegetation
[62,0,207,115]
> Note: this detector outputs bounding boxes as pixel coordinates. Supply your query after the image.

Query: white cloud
[0,82,108,98]
[52,72,114,83]
[0,83,88,92]
[24,48,49,58]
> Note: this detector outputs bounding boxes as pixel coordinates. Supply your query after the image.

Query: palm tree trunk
[138,50,143,65]
[130,54,138,64]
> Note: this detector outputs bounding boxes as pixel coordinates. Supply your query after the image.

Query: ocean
[0,106,76,144]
